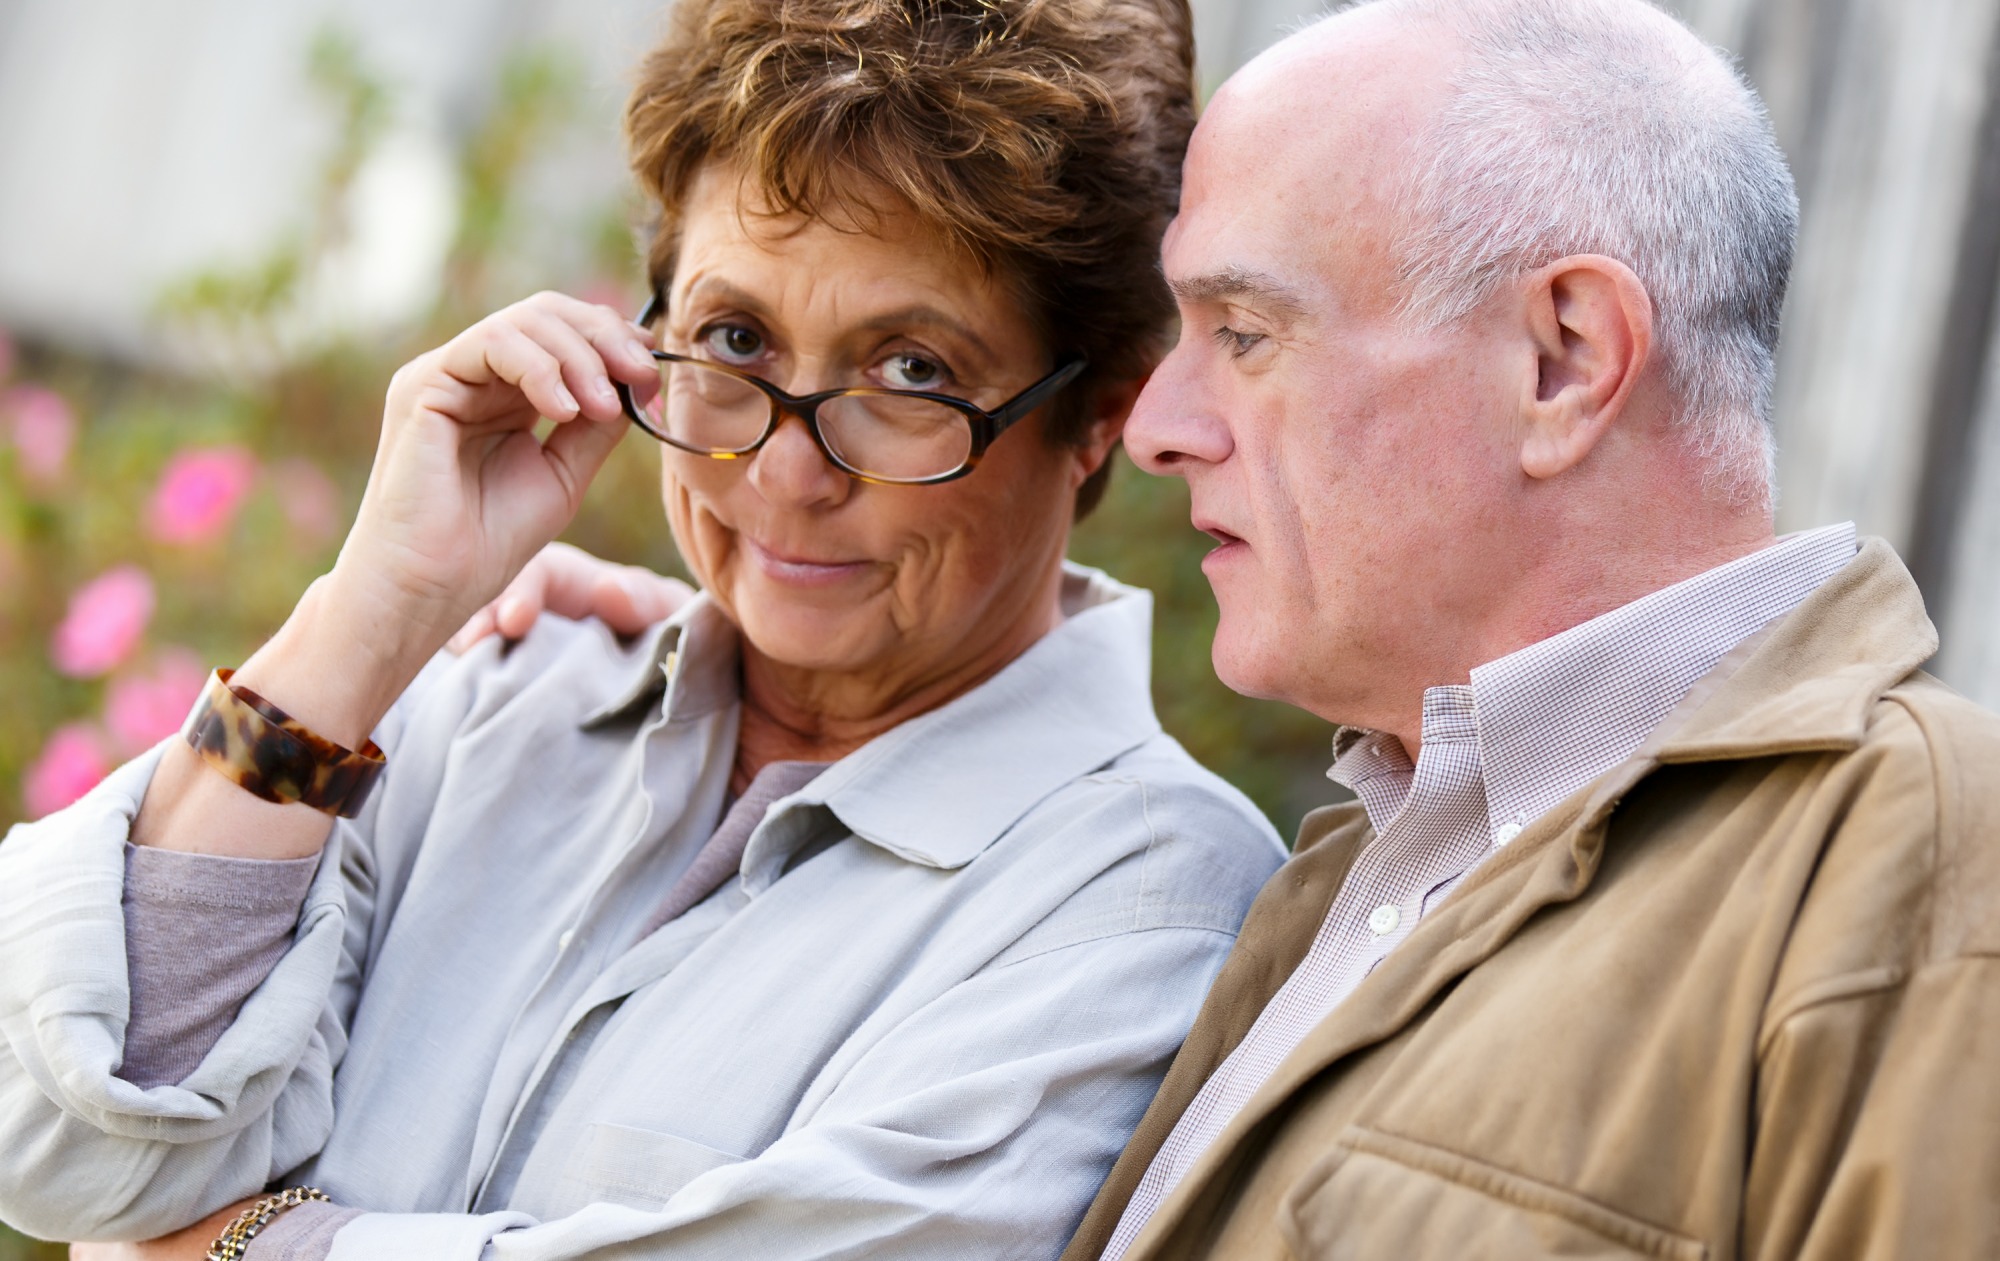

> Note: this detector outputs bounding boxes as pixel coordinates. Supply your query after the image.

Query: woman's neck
[730,578,1066,795]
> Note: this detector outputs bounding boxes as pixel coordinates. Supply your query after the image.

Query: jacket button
[1368,904,1401,935]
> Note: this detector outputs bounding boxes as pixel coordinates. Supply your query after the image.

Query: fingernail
[555,383,579,414]
[594,377,618,402]
[627,342,655,365]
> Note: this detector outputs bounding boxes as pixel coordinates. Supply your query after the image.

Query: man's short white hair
[1340,0,1798,506]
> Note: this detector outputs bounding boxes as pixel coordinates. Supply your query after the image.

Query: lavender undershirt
[118,760,827,1258]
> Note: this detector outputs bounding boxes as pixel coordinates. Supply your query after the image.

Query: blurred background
[1,0,1996,1251]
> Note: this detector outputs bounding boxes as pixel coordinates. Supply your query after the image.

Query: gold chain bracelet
[205,1186,331,1261]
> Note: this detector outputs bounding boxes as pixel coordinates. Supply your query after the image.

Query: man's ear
[1070,372,1147,484]
[1516,255,1653,480]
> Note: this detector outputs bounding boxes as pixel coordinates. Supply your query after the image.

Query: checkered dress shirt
[1102,523,1860,1260]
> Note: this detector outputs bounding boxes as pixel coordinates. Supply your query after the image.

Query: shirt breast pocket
[1281,1126,1709,1261]
[567,1121,748,1211]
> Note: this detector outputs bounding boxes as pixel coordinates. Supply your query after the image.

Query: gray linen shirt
[0,563,1284,1259]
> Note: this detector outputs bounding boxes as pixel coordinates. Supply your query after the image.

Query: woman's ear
[1516,255,1653,480]
[1071,373,1147,484]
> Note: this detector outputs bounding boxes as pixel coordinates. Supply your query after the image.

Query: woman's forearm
[130,574,443,861]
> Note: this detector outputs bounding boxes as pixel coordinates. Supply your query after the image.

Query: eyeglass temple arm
[989,358,1090,431]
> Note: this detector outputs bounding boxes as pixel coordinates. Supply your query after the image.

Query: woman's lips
[744,537,872,586]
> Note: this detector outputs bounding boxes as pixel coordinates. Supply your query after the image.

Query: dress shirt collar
[584,562,1164,875]
[1330,523,1860,842]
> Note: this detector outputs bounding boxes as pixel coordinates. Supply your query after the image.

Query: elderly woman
[0,1,1284,1259]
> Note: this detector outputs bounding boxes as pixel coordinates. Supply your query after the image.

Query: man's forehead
[1169,11,1458,312]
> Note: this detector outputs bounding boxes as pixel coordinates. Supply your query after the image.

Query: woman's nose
[747,412,852,509]
[1122,350,1234,477]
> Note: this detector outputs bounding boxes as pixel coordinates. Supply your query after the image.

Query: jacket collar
[581,563,1164,876]
[1644,535,1936,765]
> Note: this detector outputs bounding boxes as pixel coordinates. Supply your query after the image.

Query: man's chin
[1208,625,1289,703]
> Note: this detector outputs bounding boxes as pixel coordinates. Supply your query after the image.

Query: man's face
[1125,21,1525,729]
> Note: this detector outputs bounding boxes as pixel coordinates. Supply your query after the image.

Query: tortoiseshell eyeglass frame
[614,289,1088,486]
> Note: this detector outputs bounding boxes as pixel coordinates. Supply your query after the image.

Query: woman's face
[659,164,1111,694]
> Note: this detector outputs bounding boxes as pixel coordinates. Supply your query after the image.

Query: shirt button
[557,929,576,950]
[1368,904,1401,936]
[1495,822,1523,846]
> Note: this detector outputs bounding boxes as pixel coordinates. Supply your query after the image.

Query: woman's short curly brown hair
[625,0,1197,516]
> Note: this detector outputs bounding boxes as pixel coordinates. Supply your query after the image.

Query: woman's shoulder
[378,613,676,756]
[1001,732,1287,930]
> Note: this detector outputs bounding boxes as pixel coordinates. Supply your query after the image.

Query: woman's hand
[69,1196,260,1261]
[447,542,695,653]
[239,293,657,748]
[334,293,658,666]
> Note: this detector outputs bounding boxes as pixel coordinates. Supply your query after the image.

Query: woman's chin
[732,604,887,676]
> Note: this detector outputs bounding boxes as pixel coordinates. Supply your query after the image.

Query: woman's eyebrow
[856,307,997,360]
[680,277,776,321]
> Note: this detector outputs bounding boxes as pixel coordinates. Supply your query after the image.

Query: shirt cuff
[119,842,322,1089]
[243,1200,365,1261]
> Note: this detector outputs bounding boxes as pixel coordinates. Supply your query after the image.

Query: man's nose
[1123,349,1233,477]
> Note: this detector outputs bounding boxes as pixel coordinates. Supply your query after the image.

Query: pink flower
[147,445,257,545]
[51,565,155,678]
[270,457,341,541]
[105,647,209,755]
[3,385,75,484]
[22,723,110,818]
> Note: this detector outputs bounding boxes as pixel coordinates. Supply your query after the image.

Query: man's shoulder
[1772,672,2000,1004]
[1876,674,2000,958]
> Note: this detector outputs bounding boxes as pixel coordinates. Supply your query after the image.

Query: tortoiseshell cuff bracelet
[181,669,386,818]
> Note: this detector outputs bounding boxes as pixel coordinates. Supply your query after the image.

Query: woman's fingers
[435,320,580,425]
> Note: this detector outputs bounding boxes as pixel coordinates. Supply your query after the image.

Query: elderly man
[1049,0,2000,1257]
[467,0,2000,1255]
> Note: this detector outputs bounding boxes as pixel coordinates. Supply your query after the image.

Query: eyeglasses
[616,291,1087,485]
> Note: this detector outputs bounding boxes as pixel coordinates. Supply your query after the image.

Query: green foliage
[0,1228,61,1260]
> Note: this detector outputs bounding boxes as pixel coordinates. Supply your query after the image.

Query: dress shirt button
[557,929,576,950]
[1495,821,1523,846]
[1367,904,1401,936]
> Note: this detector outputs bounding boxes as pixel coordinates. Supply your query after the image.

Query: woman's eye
[701,324,764,362]
[882,354,944,389]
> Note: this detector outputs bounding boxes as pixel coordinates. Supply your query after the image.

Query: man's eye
[882,354,945,389]
[701,324,764,362]
[1214,326,1265,358]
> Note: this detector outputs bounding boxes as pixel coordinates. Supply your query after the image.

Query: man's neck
[1384,517,1780,761]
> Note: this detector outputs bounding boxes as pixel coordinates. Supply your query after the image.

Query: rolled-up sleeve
[0,652,459,1244]
[0,754,355,1242]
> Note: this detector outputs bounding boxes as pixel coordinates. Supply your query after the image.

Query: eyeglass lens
[642,359,976,481]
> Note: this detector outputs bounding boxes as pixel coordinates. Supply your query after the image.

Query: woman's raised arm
[132,293,654,861]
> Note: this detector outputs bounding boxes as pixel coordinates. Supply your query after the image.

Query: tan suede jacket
[1065,539,2000,1261]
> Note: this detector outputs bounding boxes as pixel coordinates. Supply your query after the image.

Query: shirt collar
[1328,523,1859,841]
[581,562,1164,876]
[1470,522,1857,833]
[754,563,1162,878]
[578,593,743,730]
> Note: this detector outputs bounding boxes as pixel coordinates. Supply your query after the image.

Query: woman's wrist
[232,572,448,751]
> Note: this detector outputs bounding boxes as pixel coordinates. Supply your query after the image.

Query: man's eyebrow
[1167,267,1309,320]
